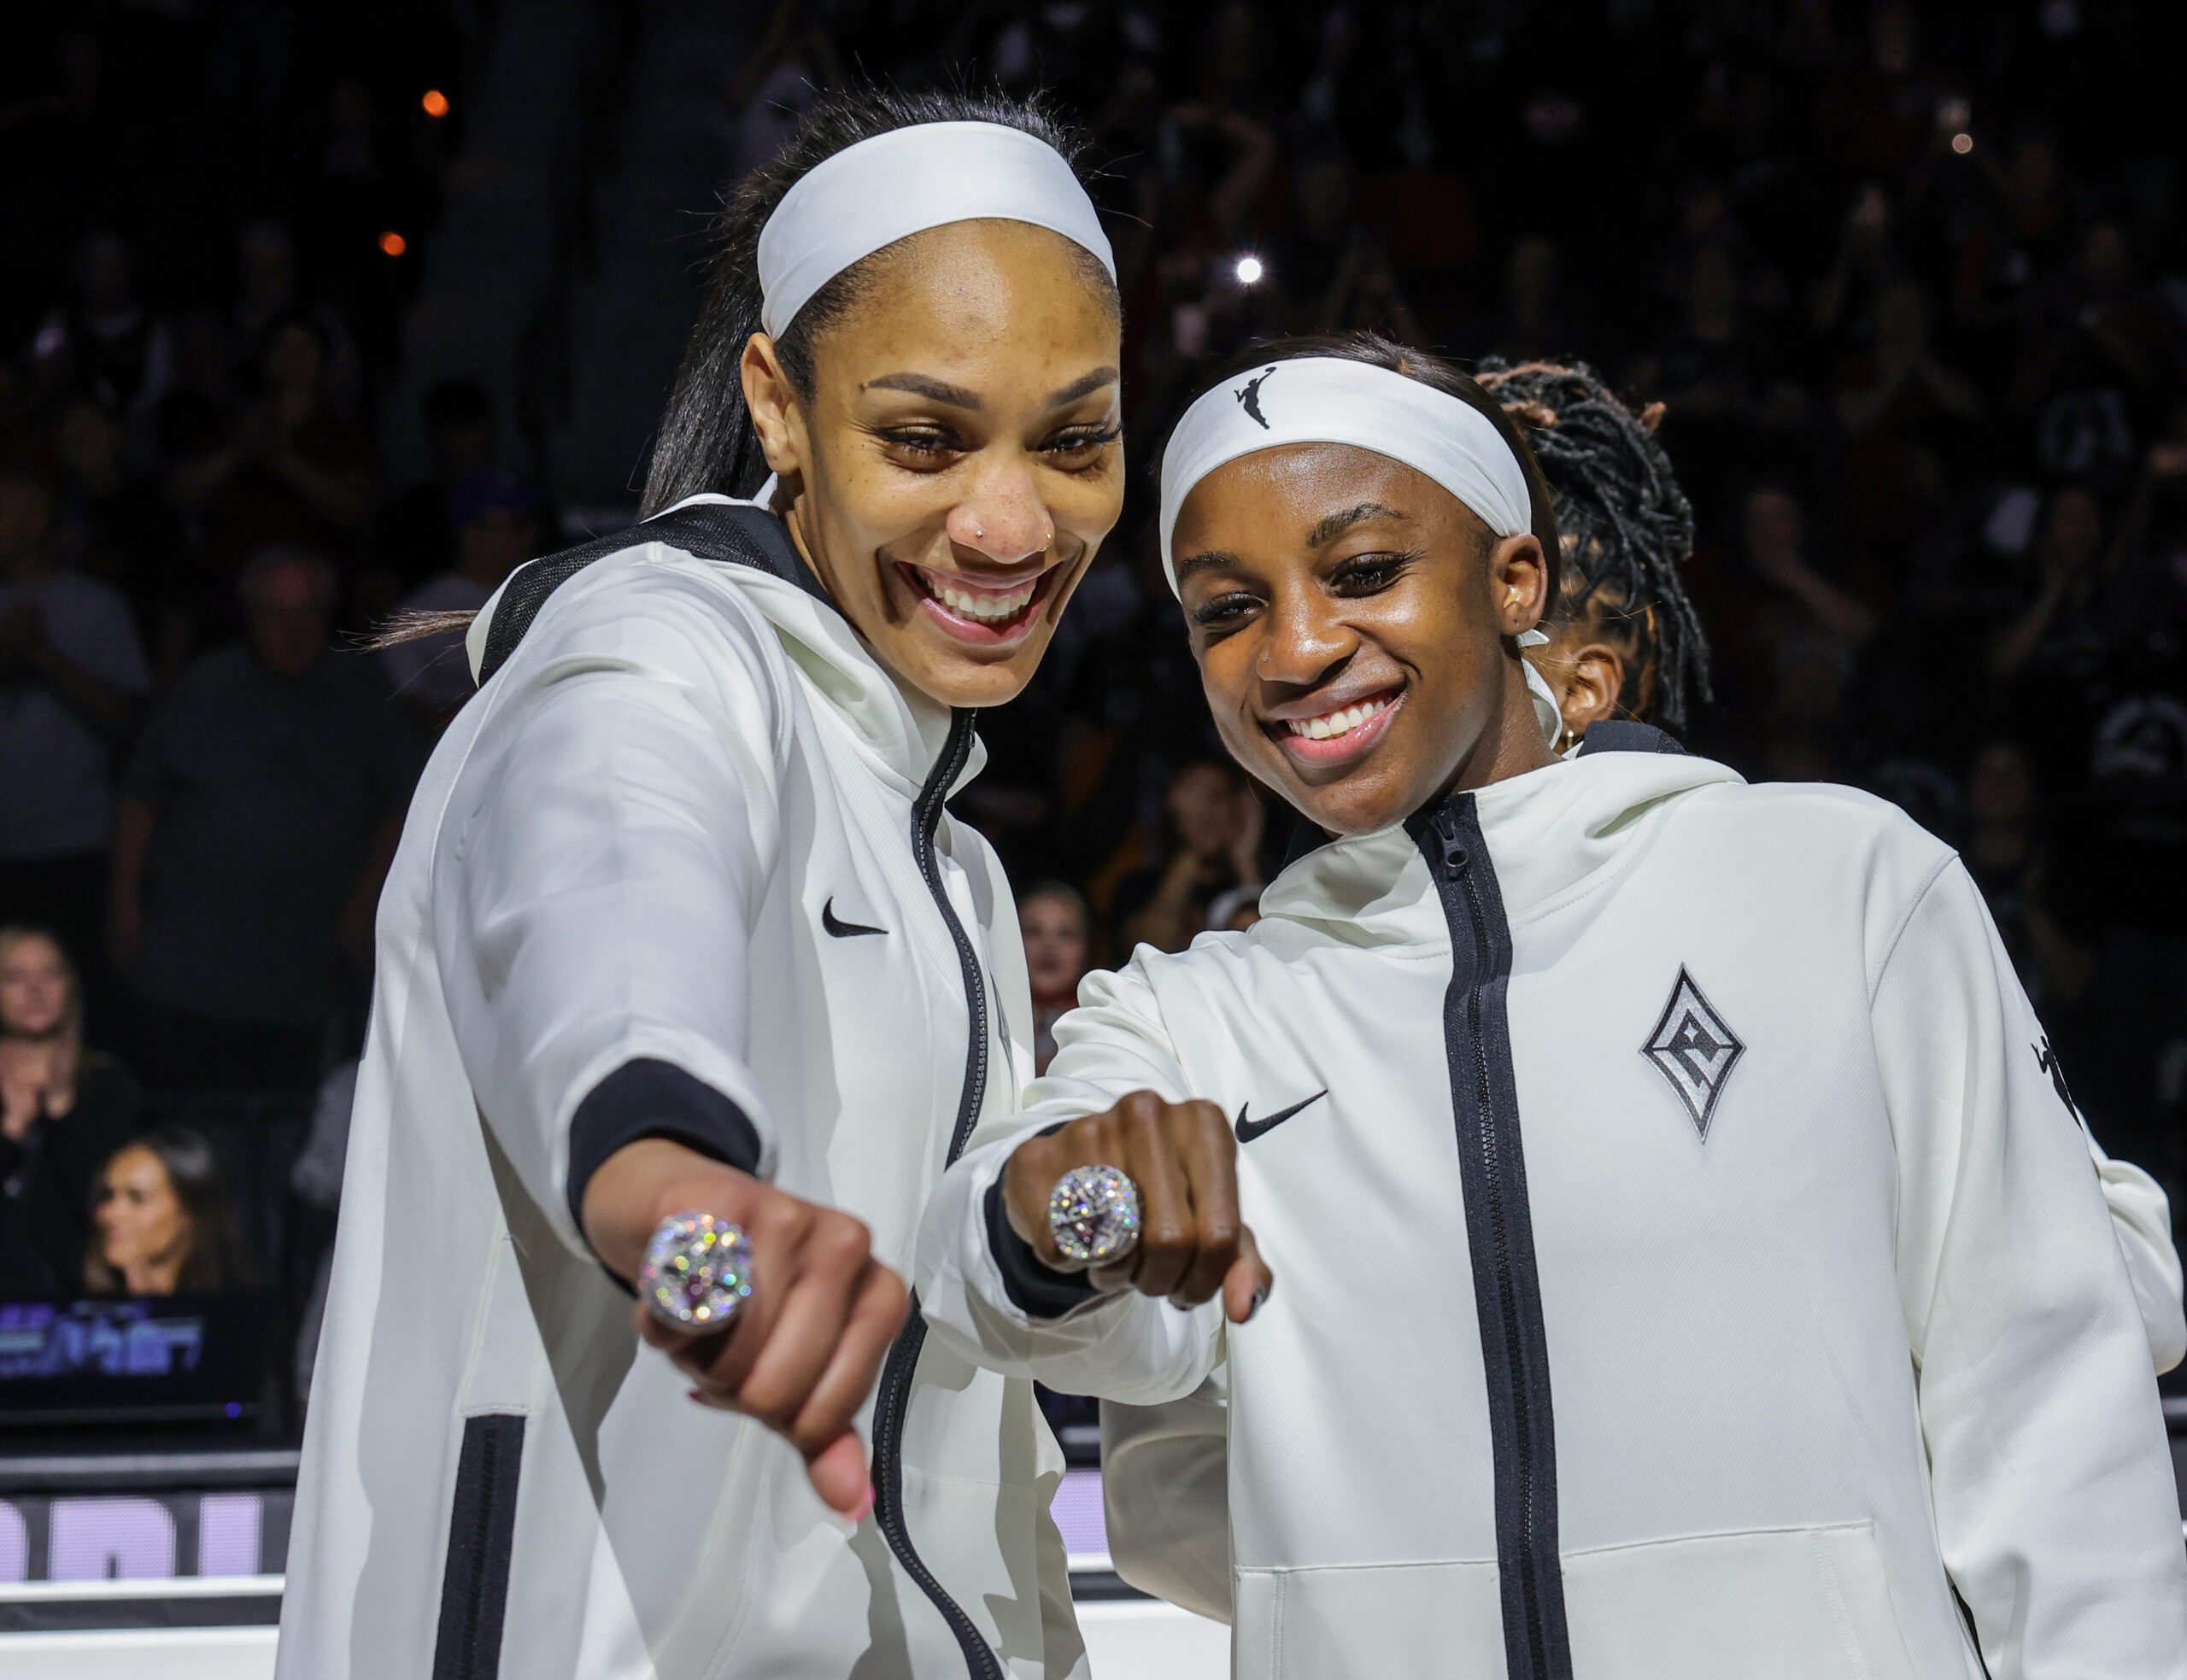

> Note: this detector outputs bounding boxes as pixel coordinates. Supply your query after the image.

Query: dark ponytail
[1473,358,1711,729]
[642,88,1111,515]
[1187,331,1563,606]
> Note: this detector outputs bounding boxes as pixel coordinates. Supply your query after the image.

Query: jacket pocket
[1233,1558,1504,1676]
[1561,1520,1919,1680]
[431,1413,526,1680]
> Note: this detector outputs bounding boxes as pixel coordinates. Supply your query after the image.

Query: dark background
[1,0,2184,1427]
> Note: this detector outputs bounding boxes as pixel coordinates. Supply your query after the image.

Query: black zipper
[1410,794,1573,1680]
[870,707,1005,1680]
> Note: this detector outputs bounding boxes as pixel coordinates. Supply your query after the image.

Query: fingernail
[853,1484,877,1524]
[1247,1285,1268,1321]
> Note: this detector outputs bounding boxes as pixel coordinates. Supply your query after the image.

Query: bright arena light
[1234,255,1264,285]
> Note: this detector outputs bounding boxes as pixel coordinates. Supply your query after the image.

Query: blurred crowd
[1,0,2184,1408]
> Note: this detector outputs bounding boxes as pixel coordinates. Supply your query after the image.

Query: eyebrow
[859,364,1122,414]
[1174,550,1244,585]
[1046,366,1119,407]
[1306,501,1410,547]
[863,372,983,408]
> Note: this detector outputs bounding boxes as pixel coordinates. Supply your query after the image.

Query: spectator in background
[0,926,139,1297]
[110,546,421,1094]
[1114,758,1265,955]
[1989,483,2109,681]
[1019,883,1090,1075]
[379,468,540,731]
[371,378,496,594]
[1963,739,2090,1014]
[0,459,150,1001]
[167,312,376,630]
[26,231,173,424]
[85,1126,249,1297]
[51,393,191,681]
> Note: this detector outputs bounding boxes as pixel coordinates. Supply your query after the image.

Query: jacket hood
[1261,748,1744,947]
[467,488,983,800]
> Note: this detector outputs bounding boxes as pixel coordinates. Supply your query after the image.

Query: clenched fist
[1003,1091,1272,1322]
[583,1139,909,1519]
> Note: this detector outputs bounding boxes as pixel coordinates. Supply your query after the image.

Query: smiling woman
[913,327,2187,1680]
[643,98,1123,707]
[284,90,1130,1680]
[1161,333,1561,836]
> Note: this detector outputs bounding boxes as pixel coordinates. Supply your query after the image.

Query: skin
[96,1147,190,1297]
[587,215,1126,1518]
[1006,439,1554,1314]
[1020,893,1089,1007]
[0,934,69,1039]
[1,933,76,1139]
[1527,626,1625,744]
[744,219,1125,708]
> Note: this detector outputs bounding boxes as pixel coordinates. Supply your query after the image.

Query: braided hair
[1474,359,1711,729]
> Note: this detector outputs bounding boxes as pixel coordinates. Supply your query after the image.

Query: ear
[1556,641,1627,733]
[740,333,807,479]
[1488,532,1550,637]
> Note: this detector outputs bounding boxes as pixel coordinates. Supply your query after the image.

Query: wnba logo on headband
[1158,356,1539,595]
[1234,367,1279,430]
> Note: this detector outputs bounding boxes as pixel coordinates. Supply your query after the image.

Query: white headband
[1158,357,1536,595]
[756,121,1116,338]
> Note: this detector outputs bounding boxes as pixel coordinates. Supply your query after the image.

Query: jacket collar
[1261,750,1744,947]
[471,486,983,802]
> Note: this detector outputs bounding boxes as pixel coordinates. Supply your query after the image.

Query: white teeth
[1286,696,1391,741]
[928,576,1037,623]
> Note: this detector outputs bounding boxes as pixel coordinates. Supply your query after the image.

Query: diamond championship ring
[1047,1164,1141,1265]
[639,1212,754,1332]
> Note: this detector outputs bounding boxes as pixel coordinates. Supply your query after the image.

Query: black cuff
[565,1058,764,1244]
[984,1176,1100,1319]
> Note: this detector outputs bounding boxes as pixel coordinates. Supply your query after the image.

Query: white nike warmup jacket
[279,497,1082,1679]
[917,740,2187,1679]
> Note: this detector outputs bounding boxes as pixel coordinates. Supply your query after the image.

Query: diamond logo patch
[1642,968,1744,1140]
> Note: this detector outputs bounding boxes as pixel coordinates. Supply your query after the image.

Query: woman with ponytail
[281,90,1124,1680]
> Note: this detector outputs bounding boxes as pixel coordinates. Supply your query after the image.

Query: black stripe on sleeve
[564,1058,764,1244]
[983,1175,1101,1319]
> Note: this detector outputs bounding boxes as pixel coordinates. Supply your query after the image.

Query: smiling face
[1174,443,1554,836]
[744,220,1124,707]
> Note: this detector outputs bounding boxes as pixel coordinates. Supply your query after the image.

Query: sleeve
[1875,858,2187,1678]
[913,959,1225,1406]
[2086,1134,2187,1374]
[1100,1372,1234,1624]
[434,571,787,1260]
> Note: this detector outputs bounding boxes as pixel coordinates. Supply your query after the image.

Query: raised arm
[437,582,903,1513]
[917,961,1266,1405]
[1878,859,2187,1676]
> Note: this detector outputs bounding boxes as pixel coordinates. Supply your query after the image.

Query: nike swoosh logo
[1234,1089,1328,1144]
[822,898,888,939]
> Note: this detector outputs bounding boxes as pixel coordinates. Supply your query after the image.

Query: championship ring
[1047,1164,1142,1265]
[639,1212,754,1332]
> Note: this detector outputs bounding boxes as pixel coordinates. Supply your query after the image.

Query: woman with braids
[914,331,2187,1677]
[281,91,1125,1680]
[1475,357,1711,747]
